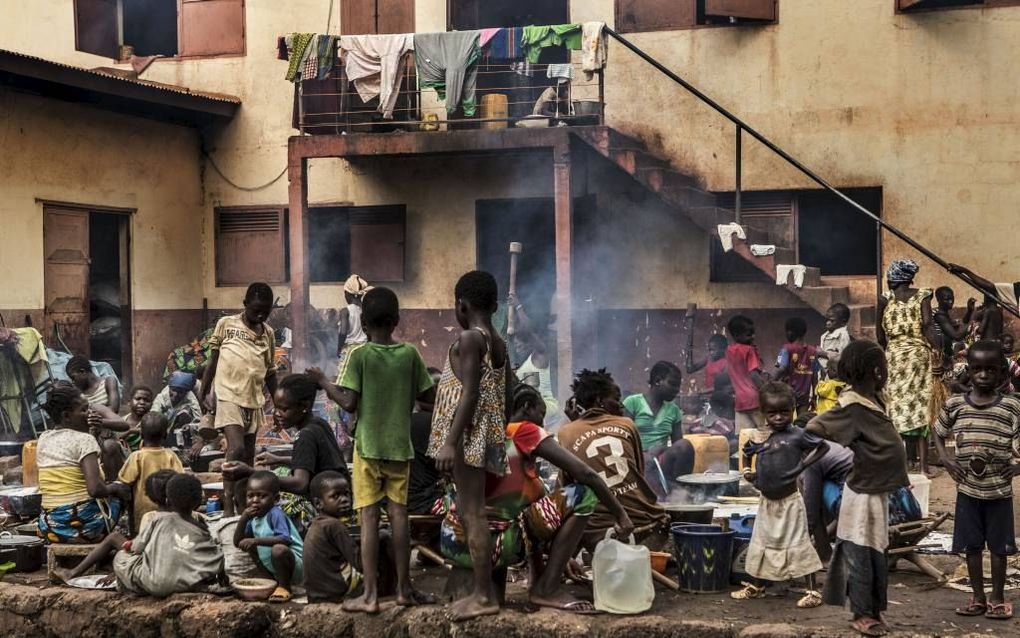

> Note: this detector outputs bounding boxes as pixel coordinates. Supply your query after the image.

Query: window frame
[214,205,289,286]
[73,0,246,61]
[615,0,778,34]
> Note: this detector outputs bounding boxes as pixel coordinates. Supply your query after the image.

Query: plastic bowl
[649,550,671,574]
[233,577,277,601]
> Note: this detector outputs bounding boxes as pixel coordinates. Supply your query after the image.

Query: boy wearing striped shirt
[935,339,1020,621]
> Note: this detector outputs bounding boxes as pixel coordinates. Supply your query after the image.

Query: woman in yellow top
[37,382,130,543]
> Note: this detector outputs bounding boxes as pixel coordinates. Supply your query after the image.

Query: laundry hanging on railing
[414,31,481,116]
[581,22,608,80]
[339,34,414,119]
[521,24,582,63]
[776,264,807,288]
[285,33,315,82]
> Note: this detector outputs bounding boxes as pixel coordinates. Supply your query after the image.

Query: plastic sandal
[985,602,1013,620]
[851,617,887,637]
[955,599,987,616]
[796,590,823,608]
[730,582,766,600]
[268,586,292,603]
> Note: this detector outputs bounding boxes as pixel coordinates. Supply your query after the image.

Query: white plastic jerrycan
[592,530,654,614]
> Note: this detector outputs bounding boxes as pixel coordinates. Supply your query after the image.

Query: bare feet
[396,588,437,607]
[53,567,75,585]
[529,590,600,615]
[342,592,380,614]
[450,593,499,621]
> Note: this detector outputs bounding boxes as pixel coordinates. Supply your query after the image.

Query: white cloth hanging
[750,244,776,256]
[776,265,807,288]
[339,34,414,119]
[717,223,746,252]
[581,22,607,81]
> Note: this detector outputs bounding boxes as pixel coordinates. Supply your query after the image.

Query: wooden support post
[288,149,310,370]
[553,144,573,400]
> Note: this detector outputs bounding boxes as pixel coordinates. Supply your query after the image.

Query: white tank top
[343,303,367,344]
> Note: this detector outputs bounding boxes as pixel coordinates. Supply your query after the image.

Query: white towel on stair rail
[750,244,775,257]
[776,265,807,288]
[717,223,746,252]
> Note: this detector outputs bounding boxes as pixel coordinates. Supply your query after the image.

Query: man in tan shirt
[201,282,278,515]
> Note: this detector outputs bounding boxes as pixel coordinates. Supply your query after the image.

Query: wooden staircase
[574,126,877,336]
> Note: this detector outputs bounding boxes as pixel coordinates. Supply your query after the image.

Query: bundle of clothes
[277,23,609,119]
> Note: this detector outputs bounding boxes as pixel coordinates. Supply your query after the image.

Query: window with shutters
[710,187,881,282]
[341,0,415,35]
[309,206,406,283]
[616,0,776,33]
[74,0,245,59]
[897,0,1020,12]
[215,207,288,286]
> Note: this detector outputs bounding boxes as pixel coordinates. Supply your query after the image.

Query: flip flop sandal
[985,602,1013,620]
[796,590,823,609]
[851,618,887,637]
[561,600,602,616]
[955,599,988,616]
[730,582,767,600]
[268,586,292,603]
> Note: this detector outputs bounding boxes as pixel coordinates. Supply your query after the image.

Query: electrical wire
[202,150,287,192]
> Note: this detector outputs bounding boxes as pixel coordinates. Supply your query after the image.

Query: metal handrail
[604,27,1018,318]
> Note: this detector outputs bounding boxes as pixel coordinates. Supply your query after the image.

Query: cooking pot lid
[0,487,40,497]
[675,471,740,485]
[0,533,43,545]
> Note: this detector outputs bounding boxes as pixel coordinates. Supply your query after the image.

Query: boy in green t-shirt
[313,287,435,613]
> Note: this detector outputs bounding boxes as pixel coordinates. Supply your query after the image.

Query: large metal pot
[0,532,45,572]
[0,486,42,520]
[0,441,25,458]
[663,503,715,525]
[674,471,741,504]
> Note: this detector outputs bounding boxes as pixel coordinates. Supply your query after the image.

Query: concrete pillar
[287,151,310,370]
[553,143,573,399]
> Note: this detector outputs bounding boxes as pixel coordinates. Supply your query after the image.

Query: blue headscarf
[168,371,197,392]
[886,259,919,285]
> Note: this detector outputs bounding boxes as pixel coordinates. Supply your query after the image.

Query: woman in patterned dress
[877,259,936,475]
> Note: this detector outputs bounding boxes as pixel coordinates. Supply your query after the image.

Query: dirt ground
[1,472,1016,637]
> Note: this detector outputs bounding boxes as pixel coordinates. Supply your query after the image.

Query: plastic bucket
[672,526,735,593]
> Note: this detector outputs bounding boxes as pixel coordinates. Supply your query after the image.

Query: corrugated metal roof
[0,48,241,105]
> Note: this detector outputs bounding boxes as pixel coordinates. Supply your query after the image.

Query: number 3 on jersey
[585,436,628,488]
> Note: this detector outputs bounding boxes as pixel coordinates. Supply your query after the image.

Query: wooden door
[44,208,91,355]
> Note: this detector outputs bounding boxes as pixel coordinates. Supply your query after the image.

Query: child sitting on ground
[303,471,363,603]
[734,381,828,608]
[234,470,303,603]
[113,473,224,598]
[807,340,909,637]
[776,317,820,413]
[201,282,278,516]
[934,340,1020,621]
[317,286,435,613]
[121,385,154,451]
[118,413,184,534]
[53,469,178,585]
[726,315,767,430]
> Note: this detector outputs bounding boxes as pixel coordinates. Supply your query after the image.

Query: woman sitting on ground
[38,382,130,544]
[623,361,696,496]
[441,384,634,613]
[221,373,349,534]
[66,355,129,476]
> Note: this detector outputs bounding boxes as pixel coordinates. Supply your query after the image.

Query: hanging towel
[485,27,521,61]
[302,34,320,81]
[521,24,582,64]
[414,31,481,116]
[339,34,415,119]
[316,35,338,80]
[479,28,500,48]
[546,63,574,84]
[776,265,808,288]
[277,36,288,61]
[286,33,315,82]
[717,223,746,252]
[750,244,776,256]
[581,22,607,80]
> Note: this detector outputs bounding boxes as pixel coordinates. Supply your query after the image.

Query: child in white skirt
[733,381,829,608]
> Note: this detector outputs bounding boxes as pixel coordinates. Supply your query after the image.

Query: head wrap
[886,259,919,285]
[168,371,197,392]
[343,274,373,297]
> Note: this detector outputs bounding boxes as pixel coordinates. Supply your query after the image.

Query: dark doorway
[476,198,557,331]
[88,213,131,381]
[797,188,881,276]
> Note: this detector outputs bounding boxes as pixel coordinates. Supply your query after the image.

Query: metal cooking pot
[0,487,42,521]
[674,471,741,504]
[191,450,226,473]
[0,441,25,458]
[0,532,45,573]
[662,503,715,525]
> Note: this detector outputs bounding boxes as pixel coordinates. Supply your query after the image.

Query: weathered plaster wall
[573,0,1020,292]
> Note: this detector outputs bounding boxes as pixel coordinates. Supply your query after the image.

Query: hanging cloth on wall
[414,31,481,116]
[285,33,315,82]
[302,34,320,81]
[316,35,338,81]
[339,34,415,119]
[521,24,582,64]
[484,28,522,62]
[581,22,607,80]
